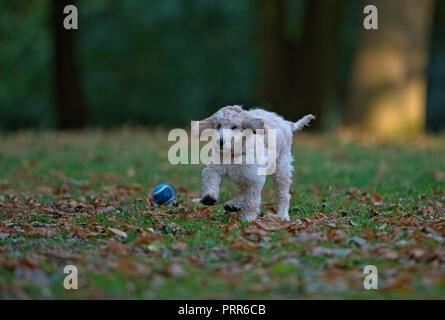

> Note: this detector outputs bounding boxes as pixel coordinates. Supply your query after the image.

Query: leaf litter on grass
[0,130,444,298]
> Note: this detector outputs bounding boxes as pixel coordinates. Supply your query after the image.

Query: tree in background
[256,0,344,128]
[0,0,53,130]
[345,0,435,140]
[3,0,444,132]
[427,0,445,133]
[51,0,86,129]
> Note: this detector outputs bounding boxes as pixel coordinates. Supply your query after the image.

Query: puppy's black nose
[219,137,224,149]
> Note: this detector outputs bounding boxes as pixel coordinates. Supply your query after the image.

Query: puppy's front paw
[241,212,258,222]
[224,201,241,212]
[224,204,241,212]
[278,214,290,222]
[201,195,217,206]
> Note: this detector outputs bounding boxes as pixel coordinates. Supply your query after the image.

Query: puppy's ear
[198,115,215,135]
[242,118,264,133]
[231,105,244,112]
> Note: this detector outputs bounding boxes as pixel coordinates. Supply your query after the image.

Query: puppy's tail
[290,114,316,132]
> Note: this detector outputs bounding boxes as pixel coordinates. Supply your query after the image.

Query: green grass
[0,129,444,299]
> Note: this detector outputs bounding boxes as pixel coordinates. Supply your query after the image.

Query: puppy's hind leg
[201,165,221,205]
[224,183,247,212]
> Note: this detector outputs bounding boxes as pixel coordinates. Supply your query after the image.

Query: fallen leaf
[36,186,53,194]
[168,262,186,278]
[347,236,368,248]
[103,239,128,256]
[348,219,358,227]
[310,247,351,257]
[383,274,413,291]
[253,214,293,231]
[126,168,135,177]
[170,241,188,251]
[231,238,257,251]
[381,250,399,259]
[107,227,127,238]
[363,227,374,239]
[116,258,151,277]
[0,232,9,240]
[435,170,445,182]
[23,223,54,237]
[98,206,115,214]
[67,225,89,239]
[133,230,163,246]
[243,226,267,237]
[327,229,346,243]
[19,253,41,269]
[409,248,426,260]
[164,222,181,234]
[371,194,383,205]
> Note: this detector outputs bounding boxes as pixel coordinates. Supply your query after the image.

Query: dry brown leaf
[126,168,135,177]
[231,238,257,252]
[0,232,10,240]
[185,207,211,219]
[19,253,41,269]
[242,226,267,237]
[98,206,115,214]
[23,223,54,237]
[36,186,53,194]
[107,227,127,238]
[363,226,374,239]
[310,247,335,256]
[55,184,71,195]
[409,248,426,260]
[116,258,151,277]
[381,250,399,259]
[0,246,9,254]
[170,241,188,251]
[253,214,293,231]
[327,229,346,243]
[168,262,186,278]
[66,225,89,239]
[127,183,145,192]
[133,230,163,246]
[103,239,129,256]
[435,170,445,182]
[371,194,383,205]
[383,274,413,291]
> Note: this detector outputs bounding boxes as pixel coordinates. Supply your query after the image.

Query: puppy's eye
[231,126,238,130]
[216,124,221,129]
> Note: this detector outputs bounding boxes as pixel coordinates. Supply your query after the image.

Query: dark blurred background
[0,0,444,139]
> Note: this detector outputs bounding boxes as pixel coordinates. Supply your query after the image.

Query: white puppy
[198,105,314,222]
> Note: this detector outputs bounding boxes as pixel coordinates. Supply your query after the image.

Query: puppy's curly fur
[199,105,314,222]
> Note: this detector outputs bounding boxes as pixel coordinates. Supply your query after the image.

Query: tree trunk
[298,0,343,128]
[51,0,87,129]
[256,0,297,119]
[256,0,343,128]
[345,0,434,140]
[427,0,445,133]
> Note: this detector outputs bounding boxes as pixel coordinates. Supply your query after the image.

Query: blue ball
[152,184,175,205]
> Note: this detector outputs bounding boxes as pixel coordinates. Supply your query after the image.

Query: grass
[0,128,444,299]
